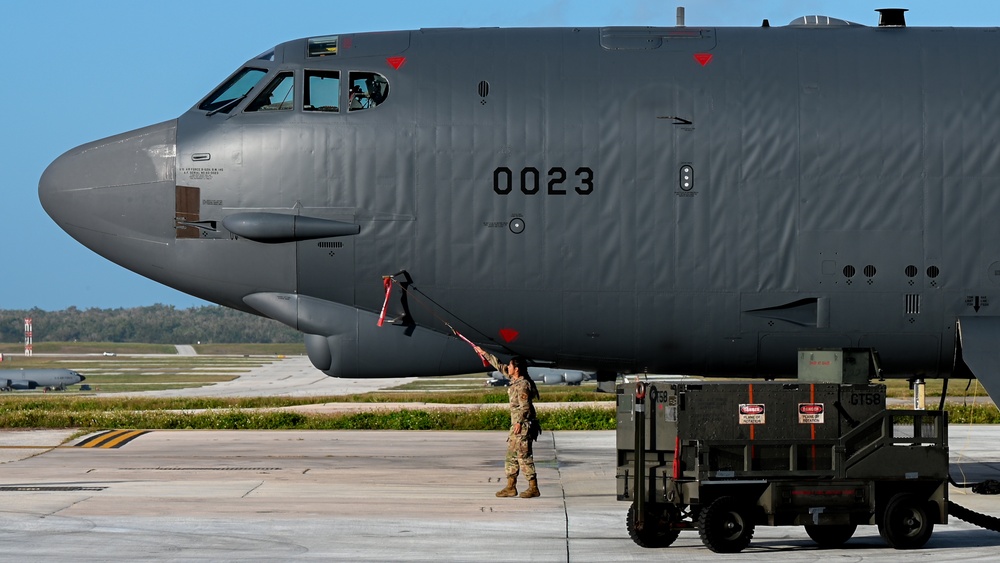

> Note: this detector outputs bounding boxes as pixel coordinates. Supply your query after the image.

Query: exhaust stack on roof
[876,8,908,27]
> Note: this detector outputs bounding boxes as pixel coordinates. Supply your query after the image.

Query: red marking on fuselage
[499,329,519,343]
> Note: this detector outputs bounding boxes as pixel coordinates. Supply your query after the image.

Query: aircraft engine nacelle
[523,368,592,385]
[540,373,563,385]
[6,380,36,390]
[244,293,487,378]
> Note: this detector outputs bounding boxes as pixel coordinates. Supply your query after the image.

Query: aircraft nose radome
[39,120,178,260]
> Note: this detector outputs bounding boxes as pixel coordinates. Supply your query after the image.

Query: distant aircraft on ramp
[36,8,1000,401]
[0,369,85,391]
[488,367,594,387]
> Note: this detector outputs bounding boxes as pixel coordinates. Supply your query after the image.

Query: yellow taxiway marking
[75,430,150,449]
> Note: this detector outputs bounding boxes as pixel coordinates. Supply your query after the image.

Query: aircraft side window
[348,71,389,112]
[245,72,295,112]
[304,70,340,112]
[199,67,267,113]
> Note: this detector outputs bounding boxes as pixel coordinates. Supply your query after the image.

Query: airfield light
[24,318,32,357]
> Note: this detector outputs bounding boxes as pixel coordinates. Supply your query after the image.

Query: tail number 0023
[493,166,594,196]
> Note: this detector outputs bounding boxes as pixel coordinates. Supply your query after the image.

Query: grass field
[0,343,292,392]
[0,342,176,355]
[0,341,305,356]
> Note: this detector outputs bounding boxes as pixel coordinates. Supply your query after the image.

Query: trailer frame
[616,381,949,552]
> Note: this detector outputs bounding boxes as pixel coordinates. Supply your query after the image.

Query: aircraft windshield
[199,68,267,113]
[246,72,294,112]
[305,70,340,112]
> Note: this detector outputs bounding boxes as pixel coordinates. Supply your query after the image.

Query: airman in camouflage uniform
[475,347,540,498]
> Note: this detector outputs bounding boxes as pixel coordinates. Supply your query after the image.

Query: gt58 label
[849,392,882,406]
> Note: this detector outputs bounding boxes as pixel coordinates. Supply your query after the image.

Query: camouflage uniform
[483,351,537,481]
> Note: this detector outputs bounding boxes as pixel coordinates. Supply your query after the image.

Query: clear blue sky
[3,0,997,311]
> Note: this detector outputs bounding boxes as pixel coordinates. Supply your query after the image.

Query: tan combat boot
[496,476,518,497]
[519,478,540,498]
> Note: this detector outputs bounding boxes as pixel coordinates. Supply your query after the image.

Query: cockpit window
[309,36,339,57]
[199,67,267,113]
[245,72,294,112]
[304,70,340,112]
[348,72,389,112]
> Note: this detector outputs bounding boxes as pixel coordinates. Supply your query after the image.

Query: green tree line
[0,305,300,344]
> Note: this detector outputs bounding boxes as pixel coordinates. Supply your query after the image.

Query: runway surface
[0,427,999,561]
[134,355,417,397]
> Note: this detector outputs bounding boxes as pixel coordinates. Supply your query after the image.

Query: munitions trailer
[616,381,949,552]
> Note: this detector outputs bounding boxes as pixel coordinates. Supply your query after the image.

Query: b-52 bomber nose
[36,20,1000,397]
[39,120,179,281]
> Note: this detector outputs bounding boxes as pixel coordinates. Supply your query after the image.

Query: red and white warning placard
[739,403,765,425]
[798,403,825,424]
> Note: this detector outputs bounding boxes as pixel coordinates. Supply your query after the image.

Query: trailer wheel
[878,493,933,549]
[698,496,755,553]
[627,502,681,548]
[805,524,856,547]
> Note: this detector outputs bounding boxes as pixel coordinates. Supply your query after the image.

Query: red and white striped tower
[24,318,32,357]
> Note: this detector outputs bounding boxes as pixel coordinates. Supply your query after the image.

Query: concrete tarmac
[134,355,417,398]
[1,427,1000,561]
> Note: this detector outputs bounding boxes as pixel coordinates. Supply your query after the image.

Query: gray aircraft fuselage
[0,369,85,391]
[37,13,1000,394]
